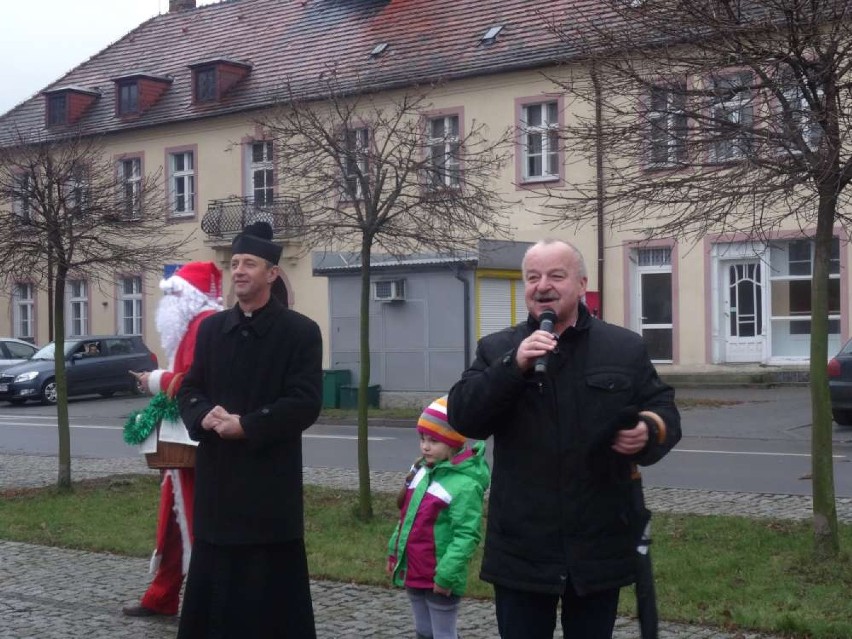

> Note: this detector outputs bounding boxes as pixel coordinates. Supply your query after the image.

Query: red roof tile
[0,0,618,143]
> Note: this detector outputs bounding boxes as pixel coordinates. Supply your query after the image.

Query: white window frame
[521,101,560,182]
[12,173,30,221]
[66,279,89,337]
[780,80,823,153]
[425,115,460,189]
[248,141,275,206]
[709,72,753,162]
[67,165,90,216]
[768,237,841,359]
[118,276,143,335]
[342,127,370,199]
[12,283,34,341]
[121,158,142,220]
[648,84,687,167]
[169,151,195,217]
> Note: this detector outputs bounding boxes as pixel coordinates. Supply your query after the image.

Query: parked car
[0,337,38,372]
[0,335,158,405]
[828,337,852,425]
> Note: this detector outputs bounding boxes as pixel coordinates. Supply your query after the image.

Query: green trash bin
[322,369,352,409]
[339,384,381,409]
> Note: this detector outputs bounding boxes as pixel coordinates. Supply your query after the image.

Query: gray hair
[522,239,587,279]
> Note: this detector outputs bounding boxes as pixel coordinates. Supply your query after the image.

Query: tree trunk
[356,238,374,520]
[810,193,839,558]
[53,272,72,491]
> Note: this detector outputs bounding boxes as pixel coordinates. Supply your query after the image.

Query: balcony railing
[201,196,303,238]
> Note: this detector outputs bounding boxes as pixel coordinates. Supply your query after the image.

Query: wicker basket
[145,425,196,469]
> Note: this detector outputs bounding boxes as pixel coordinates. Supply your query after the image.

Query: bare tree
[259,75,513,519]
[0,130,192,490]
[541,0,852,556]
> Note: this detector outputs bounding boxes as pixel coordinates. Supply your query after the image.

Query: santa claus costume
[125,261,222,617]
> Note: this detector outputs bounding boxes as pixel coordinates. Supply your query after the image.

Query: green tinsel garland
[123,392,181,445]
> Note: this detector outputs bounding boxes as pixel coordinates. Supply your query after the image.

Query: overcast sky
[0,0,218,115]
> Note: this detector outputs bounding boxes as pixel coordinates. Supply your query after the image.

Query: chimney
[169,0,196,11]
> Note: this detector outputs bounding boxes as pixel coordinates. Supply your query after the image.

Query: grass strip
[2,475,851,638]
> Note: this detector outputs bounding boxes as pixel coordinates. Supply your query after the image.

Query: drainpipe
[454,266,472,367]
[592,62,606,318]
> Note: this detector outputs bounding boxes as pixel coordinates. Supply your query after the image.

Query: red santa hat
[161,262,222,299]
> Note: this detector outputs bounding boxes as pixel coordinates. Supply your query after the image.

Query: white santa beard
[155,291,220,359]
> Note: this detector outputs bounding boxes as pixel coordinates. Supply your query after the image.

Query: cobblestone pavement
[2,452,845,638]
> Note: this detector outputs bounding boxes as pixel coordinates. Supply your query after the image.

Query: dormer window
[42,87,99,127]
[47,94,67,125]
[189,59,252,105]
[118,81,139,115]
[112,73,172,118]
[195,66,217,103]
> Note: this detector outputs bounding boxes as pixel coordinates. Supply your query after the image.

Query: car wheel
[40,378,58,405]
[8,399,26,406]
[99,391,115,398]
[130,377,144,396]
[832,409,852,426]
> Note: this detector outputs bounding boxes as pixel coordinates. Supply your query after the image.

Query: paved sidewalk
[4,453,850,639]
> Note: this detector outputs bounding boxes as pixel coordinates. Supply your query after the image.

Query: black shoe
[122,604,169,617]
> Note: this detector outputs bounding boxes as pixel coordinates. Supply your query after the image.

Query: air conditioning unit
[372,279,406,302]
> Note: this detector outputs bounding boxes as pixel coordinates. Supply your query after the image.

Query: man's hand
[612,420,649,455]
[515,329,557,371]
[201,405,246,439]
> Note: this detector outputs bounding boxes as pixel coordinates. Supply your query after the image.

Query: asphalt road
[1,386,851,497]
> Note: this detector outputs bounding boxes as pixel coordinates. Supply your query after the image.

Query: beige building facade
[0,0,845,384]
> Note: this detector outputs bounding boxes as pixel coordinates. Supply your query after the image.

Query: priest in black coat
[177,222,322,638]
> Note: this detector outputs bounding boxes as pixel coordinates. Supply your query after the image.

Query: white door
[722,260,765,362]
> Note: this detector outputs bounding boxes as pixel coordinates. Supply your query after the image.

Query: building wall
[2,62,845,371]
[325,269,468,399]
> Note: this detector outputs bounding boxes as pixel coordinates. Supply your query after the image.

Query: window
[195,67,217,103]
[119,276,143,335]
[169,151,195,216]
[12,173,30,221]
[480,25,503,45]
[12,283,34,341]
[67,165,90,215]
[781,79,823,153]
[66,279,89,337]
[343,127,369,198]
[121,158,142,220]
[118,81,139,115]
[250,141,274,206]
[769,238,840,356]
[521,101,559,181]
[47,94,67,125]
[648,84,687,167]
[709,72,753,162]
[426,115,459,188]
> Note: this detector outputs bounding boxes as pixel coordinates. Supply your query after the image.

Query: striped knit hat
[417,395,466,448]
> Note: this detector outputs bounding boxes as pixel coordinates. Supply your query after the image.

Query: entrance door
[639,271,673,362]
[722,260,765,362]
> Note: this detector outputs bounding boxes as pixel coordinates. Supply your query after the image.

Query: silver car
[0,337,38,372]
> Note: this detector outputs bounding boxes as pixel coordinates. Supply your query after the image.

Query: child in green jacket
[387,395,491,639]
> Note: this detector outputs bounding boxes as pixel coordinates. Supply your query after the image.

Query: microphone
[533,308,557,374]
